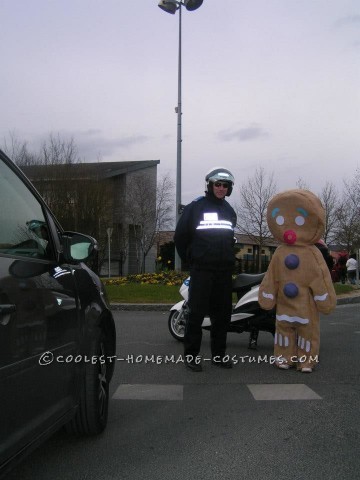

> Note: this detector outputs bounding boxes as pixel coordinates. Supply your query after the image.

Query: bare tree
[2,131,80,166]
[296,177,310,190]
[126,173,174,273]
[235,166,277,272]
[335,169,360,251]
[156,173,175,232]
[1,131,36,165]
[41,134,80,165]
[318,181,339,245]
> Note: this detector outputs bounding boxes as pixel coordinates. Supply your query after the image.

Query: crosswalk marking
[112,384,321,401]
[113,384,183,400]
[247,384,322,400]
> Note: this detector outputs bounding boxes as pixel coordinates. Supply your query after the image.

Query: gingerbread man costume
[259,189,336,372]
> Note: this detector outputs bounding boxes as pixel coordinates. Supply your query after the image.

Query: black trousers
[184,268,233,358]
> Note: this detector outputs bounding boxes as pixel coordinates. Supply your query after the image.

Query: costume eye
[276,215,285,226]
[295,216,305,226]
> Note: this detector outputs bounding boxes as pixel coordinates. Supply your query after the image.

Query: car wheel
[66,327,109,435]
[168,309,186,342]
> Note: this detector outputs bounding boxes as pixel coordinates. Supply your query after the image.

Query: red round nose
[283,230,297,245]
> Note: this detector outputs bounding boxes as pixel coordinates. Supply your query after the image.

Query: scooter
[168,273,275,349]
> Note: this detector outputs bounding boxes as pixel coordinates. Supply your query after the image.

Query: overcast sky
[1,0,359,205]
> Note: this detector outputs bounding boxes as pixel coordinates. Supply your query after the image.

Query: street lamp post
[106,227,113,278]
[158,0,204,270]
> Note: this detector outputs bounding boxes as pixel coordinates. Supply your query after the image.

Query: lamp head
[184,0,203,11]
[158,0,178,14]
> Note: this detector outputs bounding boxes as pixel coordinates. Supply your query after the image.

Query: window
[0,160,53,260]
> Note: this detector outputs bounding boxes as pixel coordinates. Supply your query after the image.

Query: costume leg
[295,318,320,370]
[209,270,233,358]
[274,320,297,367]
[184,269,211,358]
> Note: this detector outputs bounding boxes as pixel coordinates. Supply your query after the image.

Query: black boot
[211,355,233,368]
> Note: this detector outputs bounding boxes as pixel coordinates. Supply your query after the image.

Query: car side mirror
[62,232,98,262]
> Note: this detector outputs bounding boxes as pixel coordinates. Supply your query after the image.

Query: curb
[110,295,360,311]
[336,295,360,305]
[110,303,171,312]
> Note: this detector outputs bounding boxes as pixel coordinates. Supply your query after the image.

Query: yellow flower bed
[102,271,189,286]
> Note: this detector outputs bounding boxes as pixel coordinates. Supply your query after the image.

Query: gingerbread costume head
[267,189,325,247]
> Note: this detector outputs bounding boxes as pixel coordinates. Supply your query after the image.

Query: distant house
[22,160,160,276]
[234,234,278,273]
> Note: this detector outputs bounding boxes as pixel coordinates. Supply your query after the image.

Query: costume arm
[309,249,337,314]
[259,258,279,310]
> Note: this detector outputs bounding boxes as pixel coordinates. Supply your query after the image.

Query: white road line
[112,383,322,401]
[247,384,322,400]
[113,384,183,401]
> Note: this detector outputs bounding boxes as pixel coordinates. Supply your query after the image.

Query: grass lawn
[105,283,181,304]
[334,283,357,295]
[104,280,357,304]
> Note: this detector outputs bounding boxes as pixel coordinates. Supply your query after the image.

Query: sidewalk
[110,288,360,311]
[335,288,360,305]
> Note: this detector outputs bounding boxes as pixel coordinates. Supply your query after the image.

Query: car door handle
[0,304,16,326]
[0,304,16,315]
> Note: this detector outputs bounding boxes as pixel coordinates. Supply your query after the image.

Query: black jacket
[174,193,237,270]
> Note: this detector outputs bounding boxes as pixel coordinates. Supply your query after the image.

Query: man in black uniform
[174,167,237,372]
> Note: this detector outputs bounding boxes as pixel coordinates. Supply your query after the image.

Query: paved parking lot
[8,304,360,480]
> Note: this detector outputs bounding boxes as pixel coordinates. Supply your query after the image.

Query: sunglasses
[213,182,230,188]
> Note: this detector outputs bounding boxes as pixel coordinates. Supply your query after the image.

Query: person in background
[174,167,237,372]
[315,239,334,274]
[336,254,348,284]
[346,253,358,285]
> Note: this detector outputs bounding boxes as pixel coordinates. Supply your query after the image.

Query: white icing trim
[314,292,329,302]
[276,314,309,325]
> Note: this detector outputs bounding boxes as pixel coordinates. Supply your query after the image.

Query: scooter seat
[232,273,265,291]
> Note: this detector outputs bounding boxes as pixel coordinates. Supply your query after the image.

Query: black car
[0,150,116,477]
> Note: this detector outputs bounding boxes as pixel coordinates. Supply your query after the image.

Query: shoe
[185,360,202,372]
[275,362,290,370]
[301,367,312,373]
[211,357,233,369]
[275,356,291,370]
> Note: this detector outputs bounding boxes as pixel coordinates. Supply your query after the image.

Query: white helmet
[205,167,235,196]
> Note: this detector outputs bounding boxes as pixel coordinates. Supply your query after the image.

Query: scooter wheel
[168,309,186,342]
